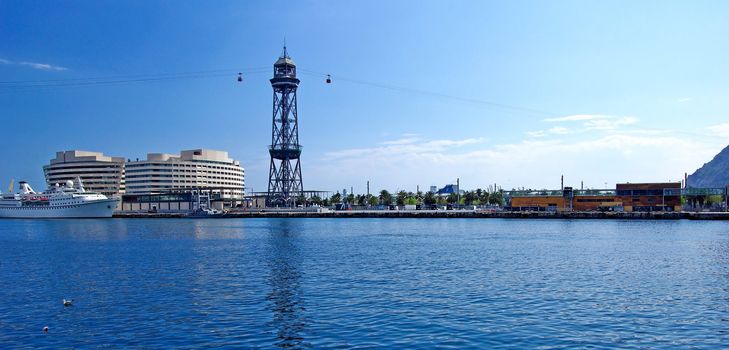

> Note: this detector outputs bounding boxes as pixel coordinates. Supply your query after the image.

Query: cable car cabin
[326,75,332,84]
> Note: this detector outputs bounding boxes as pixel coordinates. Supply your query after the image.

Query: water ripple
[0,218,728,348]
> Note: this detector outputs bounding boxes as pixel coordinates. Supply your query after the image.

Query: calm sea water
[1,218,728,349]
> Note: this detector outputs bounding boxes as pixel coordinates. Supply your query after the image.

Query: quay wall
[113,210,729,220]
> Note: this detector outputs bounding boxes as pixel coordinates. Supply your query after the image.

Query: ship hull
[0,199,118,218]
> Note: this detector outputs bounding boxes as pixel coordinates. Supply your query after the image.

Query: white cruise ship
[0,179,118,218]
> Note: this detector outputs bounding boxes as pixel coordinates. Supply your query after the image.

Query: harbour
[3,2,729,348]
[2,218,728,348]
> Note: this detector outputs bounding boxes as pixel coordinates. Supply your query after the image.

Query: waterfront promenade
[113,209,729,220]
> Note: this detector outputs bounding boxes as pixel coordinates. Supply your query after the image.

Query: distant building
[124,149,245,199]
[616,182,681,212]
[507,188,620,212]
[429,186,438,193]
[506,182,682,212]
[43,150,125,196]
[437,184,459,195]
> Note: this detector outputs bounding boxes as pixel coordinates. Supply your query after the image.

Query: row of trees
[304,189,504,207]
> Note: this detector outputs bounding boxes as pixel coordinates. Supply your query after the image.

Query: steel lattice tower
[267,46,303,206]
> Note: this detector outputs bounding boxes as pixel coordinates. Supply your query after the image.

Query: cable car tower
[267,46,303,207]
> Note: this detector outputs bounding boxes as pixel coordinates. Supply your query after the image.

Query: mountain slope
[687,144,729,188]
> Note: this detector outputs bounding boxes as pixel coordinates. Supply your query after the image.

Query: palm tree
[446,193,459,204]
[463,191,477,205]
[424,191,436,205]
[295,195,307,206]
[488,191,504,205]
[396,191,408,206]
[330,192,342,204]
[379,190,392,205]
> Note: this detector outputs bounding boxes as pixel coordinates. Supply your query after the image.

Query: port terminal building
[120,149,245,211]
[124,149,244,198]
[506,182,684,212]
[44,150,126,196]
[44,149,246,212]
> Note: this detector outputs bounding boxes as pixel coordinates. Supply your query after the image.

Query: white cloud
[423,138,483,148]
[0,58,68,70]
[584,116,638,130]
[381,137,420,145]
[535,114,639,134]
[677,97,693,103]
[324,137,484,160]
[707,123,729,137]
[304,128,723,192]
[19,61,67,71]
[544,114,611,122]
[547,126,570,134]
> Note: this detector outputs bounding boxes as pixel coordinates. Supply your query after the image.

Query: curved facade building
[43,150,125,196]
[124,149,245,199]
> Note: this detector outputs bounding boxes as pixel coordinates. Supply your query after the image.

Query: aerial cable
[0,67,270,87]
[298,68,558,117]
[2,65,562,117]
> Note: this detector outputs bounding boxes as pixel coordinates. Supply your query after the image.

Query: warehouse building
[507,188,620,212]
[507,182,684,212]
[615,182,681,212]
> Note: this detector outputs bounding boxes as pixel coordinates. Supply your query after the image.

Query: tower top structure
[274,46,296,72]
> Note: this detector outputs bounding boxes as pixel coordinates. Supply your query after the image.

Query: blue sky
[1,0,728,193]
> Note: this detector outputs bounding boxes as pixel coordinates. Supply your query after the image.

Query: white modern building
[44,150,126,196]
[124,149,245,199]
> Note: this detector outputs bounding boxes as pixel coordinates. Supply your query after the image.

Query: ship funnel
[19,181,35,194]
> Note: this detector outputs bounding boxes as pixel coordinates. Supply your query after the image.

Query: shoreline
[112,210,729,220]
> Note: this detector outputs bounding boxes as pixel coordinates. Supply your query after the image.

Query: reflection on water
[266,220,308,348]
[14,219,130,240]
[2,218,729,348]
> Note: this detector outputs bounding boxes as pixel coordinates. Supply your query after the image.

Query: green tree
[379,190,392,205]
[368,195,379,206]
[310,195,322,205]
[346,193,355,204]
[446,193,459,204]
[424,192,436,205]
[479,190,490,204]
[330,192,342,204]
[405,197,418,205]
[396,191,408,206]
[295,195,307,206]
[463,191,478,205]
[489,191,504,205]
